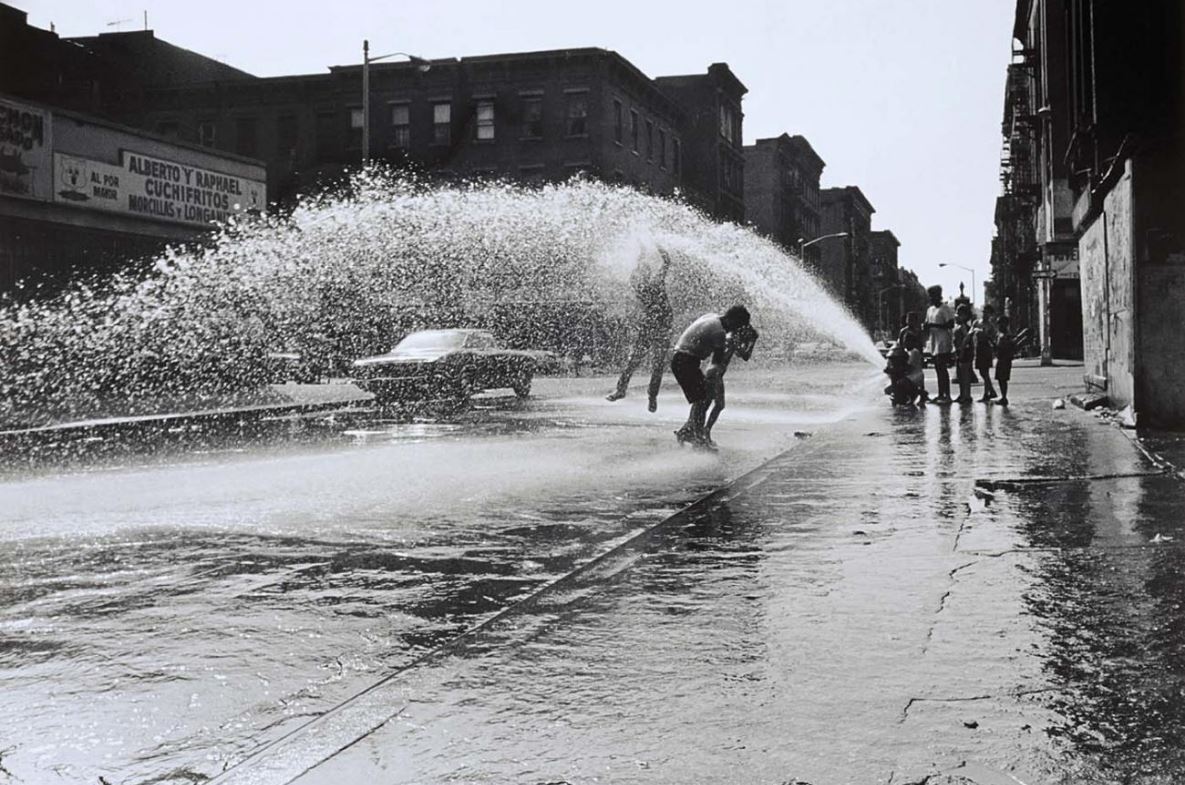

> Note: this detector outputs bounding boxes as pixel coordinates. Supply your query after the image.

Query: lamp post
[938,262,976,305]
[362,40,429,163]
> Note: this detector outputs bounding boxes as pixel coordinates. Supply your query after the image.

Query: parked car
[351,329,554,405]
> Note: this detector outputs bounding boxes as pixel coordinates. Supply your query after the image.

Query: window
[613,100,623,144]
[235,116,258,156]
[155,120,179,138]
[521,96,543,138]
[348,108,364,150]
[658,129,666,169]
[390,103,410,149]
[520,163,545,183]
[433,102,451,146]
[276,115,298,156]
[673,139,681,174]
[719,104,739,144]
[646,120,654,161]
[630,110,639,152]
[475,100,495,141]
[198,120,217,147]
[565,93,588,136]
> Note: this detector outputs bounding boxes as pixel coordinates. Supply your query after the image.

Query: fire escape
[995,51,1042,328]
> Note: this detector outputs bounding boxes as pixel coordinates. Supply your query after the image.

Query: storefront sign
[0,97,52,201]
[53,150,266,227]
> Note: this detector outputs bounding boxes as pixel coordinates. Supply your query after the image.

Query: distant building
[2,3,746,221]
[818,186,876,329]
[996,0,1185,425]
[0,2,252,116]
[743,133,825,266]
[655,64,748,224]
[869,230,901,339]
[126,48,690,209]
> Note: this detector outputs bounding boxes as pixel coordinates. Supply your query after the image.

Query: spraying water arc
[0,171,880,427]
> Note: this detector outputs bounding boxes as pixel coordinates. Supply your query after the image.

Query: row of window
[173,93,683,177]
[351,93,589,148]
[611,99,681,174]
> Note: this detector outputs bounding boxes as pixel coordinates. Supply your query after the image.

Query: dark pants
[671,351,706,403]
[614,325,670,400]
[978,364,996,398]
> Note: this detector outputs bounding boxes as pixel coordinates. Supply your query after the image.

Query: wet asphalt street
[0,363,872,785]
[224,362,1185,785]
[3,362,1185,785]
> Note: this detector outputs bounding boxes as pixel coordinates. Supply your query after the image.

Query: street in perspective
[2,2,1184,785]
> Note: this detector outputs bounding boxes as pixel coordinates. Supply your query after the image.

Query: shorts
[671,351,706,403]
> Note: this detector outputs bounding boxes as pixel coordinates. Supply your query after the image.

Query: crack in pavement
[900,688,1057,722]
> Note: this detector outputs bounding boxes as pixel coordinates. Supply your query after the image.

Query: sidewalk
[216,361,1185,785]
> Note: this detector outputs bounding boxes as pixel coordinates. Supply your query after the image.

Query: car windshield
[392,330,468,353]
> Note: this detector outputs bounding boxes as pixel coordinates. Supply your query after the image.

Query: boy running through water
[670,305,752,448]
[606,248,674,412]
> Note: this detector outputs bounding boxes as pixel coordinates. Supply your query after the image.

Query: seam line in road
[209,434,824,784]
[976,470,1168,489]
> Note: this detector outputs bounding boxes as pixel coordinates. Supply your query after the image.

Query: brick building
[994,0,1185,425]
[0,3,252,116]
[123,48,690,209]
[869,230,901,339]
[818,186,876,329]
[654,64,747,224]
[742,133,825,267]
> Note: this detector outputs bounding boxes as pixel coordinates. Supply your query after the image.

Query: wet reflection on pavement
[0,365,875,784]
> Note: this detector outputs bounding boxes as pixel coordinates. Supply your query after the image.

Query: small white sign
[0,97,53,201]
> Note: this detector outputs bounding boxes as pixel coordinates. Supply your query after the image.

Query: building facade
[994,0,1185,425]
[655,64,747,224]
[126,48,689,209]
[818,186,876,330]
[869,230,901,340]
[0,93,265,290]
[743,133,824,266]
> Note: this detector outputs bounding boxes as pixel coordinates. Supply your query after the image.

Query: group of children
[884,302,1015,407]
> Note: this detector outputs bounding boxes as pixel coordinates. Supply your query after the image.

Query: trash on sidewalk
[1117,404,1138,429]
[1052,398,1066,409]
[1069,392,1108,411]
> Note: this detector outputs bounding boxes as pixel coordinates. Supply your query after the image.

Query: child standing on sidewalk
[973,305,998,403]
[995,315,1015,406]
[953,303,974,404]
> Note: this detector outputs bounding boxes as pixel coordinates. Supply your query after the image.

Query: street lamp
[938,262,976,305]
[362,40,430,163]
[798,231,849,254]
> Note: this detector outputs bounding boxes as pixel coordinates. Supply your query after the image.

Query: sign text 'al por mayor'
[54,150,266,227]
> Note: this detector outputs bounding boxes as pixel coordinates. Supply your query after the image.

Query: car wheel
[512,370,532,399]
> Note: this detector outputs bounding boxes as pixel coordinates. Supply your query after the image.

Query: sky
[19,0,1015,301]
